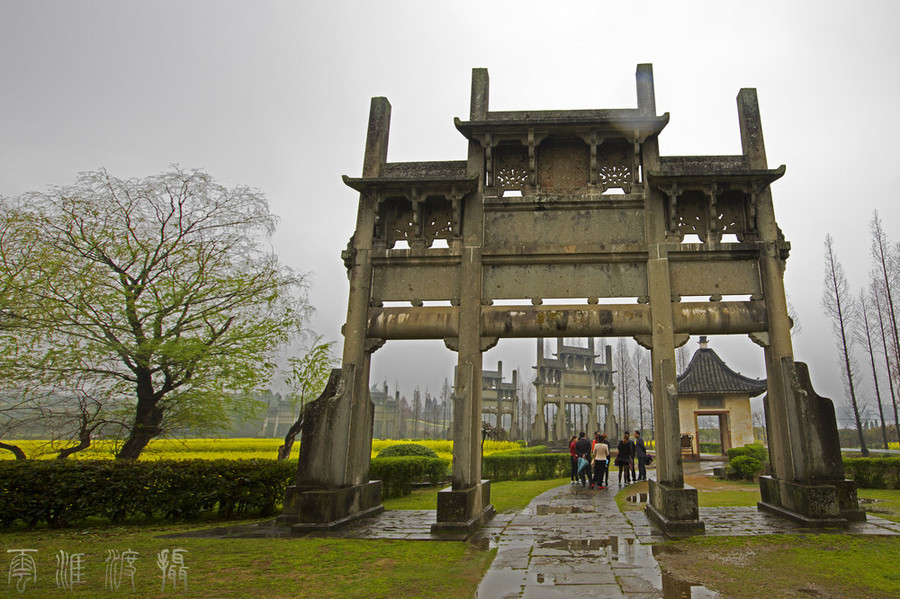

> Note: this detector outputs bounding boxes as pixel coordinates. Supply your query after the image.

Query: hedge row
[368,456,449,499]
[844,457,900,489]
[0,459,296,528]
[0,450,584,528]
[481,452,569,481]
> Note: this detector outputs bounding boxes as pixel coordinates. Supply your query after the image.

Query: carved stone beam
[749,331,769,348]
[737,182,763,233]
[481,337,499,352]
[528,129,537,187]
[443,337,459,352]
[634,333,689,350]
[482,133,494,187]
[658,183,681,233]
[706,182,720,243]
[450,187,462,237]
[372,191,383,228]
[365,338,386,354]
[633,129,642,187]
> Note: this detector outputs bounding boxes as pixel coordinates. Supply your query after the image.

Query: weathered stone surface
[290,63,860,536]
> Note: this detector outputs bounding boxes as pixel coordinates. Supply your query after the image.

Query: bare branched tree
[871,211,900,397]
[857,289,889,449]
[872,280,900,442]
[822,234,868,455]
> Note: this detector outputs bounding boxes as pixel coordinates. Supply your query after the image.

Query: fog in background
[3,1,899,427]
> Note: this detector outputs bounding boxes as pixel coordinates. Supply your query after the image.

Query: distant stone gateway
[278,65,863,537]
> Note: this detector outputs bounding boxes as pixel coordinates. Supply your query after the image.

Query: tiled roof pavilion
[677,337,767,397]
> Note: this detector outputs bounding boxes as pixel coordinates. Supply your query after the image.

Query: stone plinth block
[431,480,495,539]
[277,480,383,531]
[758,475,863,526]
[645,480,705,536]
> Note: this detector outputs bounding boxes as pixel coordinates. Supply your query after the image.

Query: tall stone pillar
[738,89,864,524]
[279,98,389,530]
[638,64,704,535]
[532,338,546,443]
[433,68,495,537]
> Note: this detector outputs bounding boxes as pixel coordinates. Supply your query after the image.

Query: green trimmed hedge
[481,452,568,481]
[0,459,295,528]
[368,456,449,499]
[375,443,439,459]
[844,457,900,489]
[699,442,722,454]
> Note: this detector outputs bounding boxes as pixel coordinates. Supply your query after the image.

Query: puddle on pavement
[654,545,720,598]
[524,535,719,597]
[535,505,584,515]
[626,492,649,503]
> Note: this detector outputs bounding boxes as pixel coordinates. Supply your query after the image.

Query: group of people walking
[569,430,650,489]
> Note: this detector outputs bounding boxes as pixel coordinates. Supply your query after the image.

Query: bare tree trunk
[824,234,868,456]
[859,290,890,449]
[56,430,93,460]
[873,282,900,443]
[116,373,163,460]
[277,414,303,460]
[871,211,900,404]
[0,441,26,460]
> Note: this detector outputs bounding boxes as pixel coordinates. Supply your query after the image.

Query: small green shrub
[368,456,449,499]
[727,443,768,463]
[375,443,439,459]
[728,455,763,480]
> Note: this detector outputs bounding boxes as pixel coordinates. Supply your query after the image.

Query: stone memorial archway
[279,65,864,537]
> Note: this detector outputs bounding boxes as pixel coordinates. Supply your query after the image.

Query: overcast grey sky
[3,1,899,425]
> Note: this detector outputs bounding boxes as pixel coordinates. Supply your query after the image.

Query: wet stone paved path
[473,481,680,598]
[169,472,900,597]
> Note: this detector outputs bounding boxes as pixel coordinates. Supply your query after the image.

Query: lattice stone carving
[379,197,416,248]
[673,190,707,242]
[494,145,529,193]
[423,196,454,245]
[597,141,632,192]
[715,190,751,242]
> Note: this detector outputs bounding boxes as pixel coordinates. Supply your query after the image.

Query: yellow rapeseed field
[0,438,522,461]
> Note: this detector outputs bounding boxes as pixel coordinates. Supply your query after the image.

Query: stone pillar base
[431,480,495,539]
[757,475,864,526]
[645,480,705,536]
[277,480,383,532]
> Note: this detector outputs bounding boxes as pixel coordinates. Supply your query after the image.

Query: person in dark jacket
[616,432,633,485]
[634,430,648,481]
[574,432,592,486]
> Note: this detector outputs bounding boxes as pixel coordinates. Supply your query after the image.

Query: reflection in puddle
[661,570,720,598]
[529,535,719,597]
[654,545,720,598]
[626,493,650,503]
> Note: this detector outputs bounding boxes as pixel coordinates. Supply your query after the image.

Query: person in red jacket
[568,435,578,483]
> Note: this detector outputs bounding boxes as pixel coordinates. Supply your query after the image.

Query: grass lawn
[655,534,900,598]
[1,477,569,598]
[859,488,900,523]
[613,475,900,597]
[0,522,493,598]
